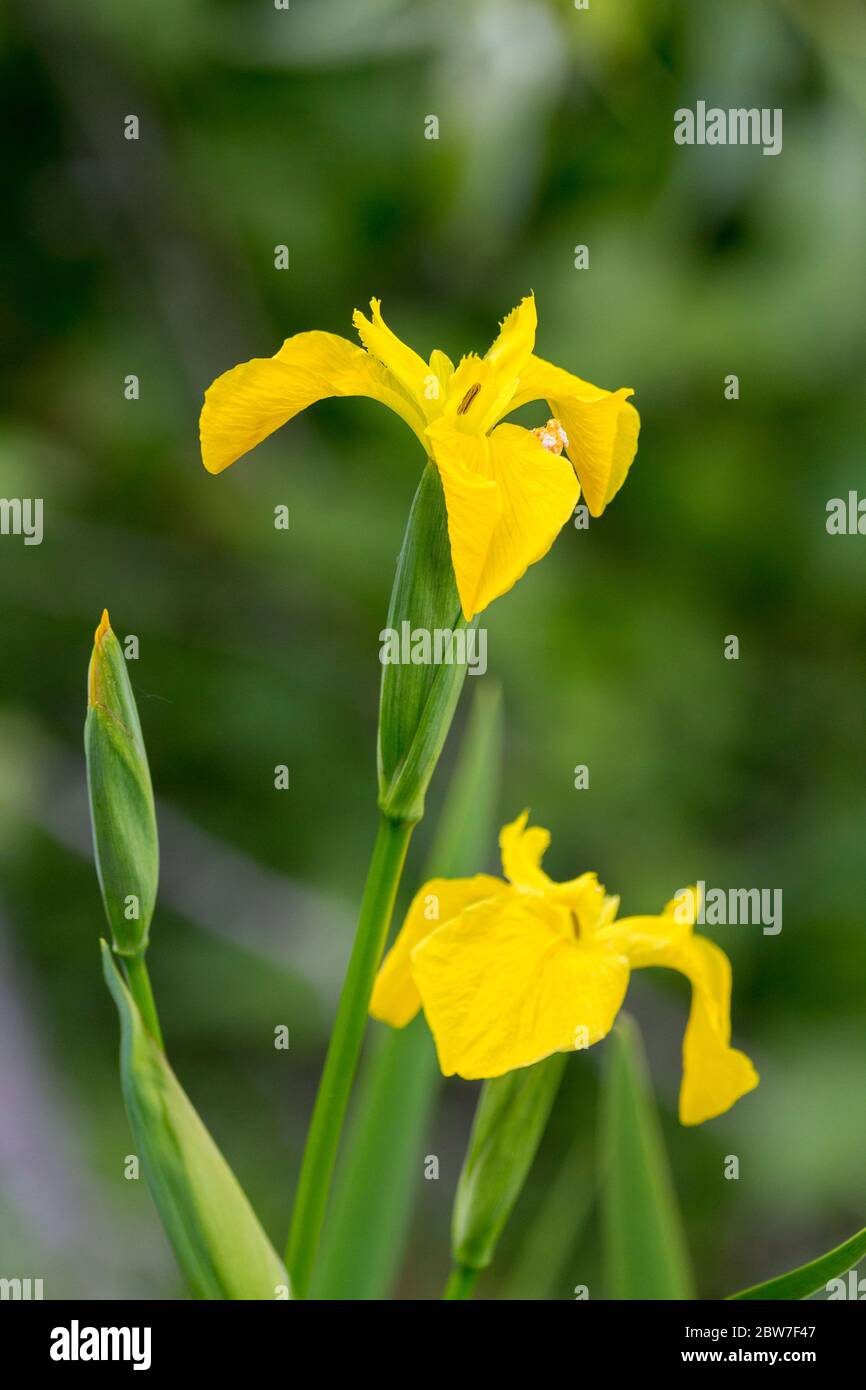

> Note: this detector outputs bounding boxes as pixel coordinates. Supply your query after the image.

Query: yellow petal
[437,353,495,433]
[479,294,538,427]
[426,418,579,619]
[432,297,537,437]
[352,299,435,420]
[507,355,640,516]
[199,330,426,474]
[509,356,612,411]
[411,894,630,1079]
[428,348,455,403]
[485,292,536,366]
[608,896,759,1125]
[370,874,505,1028]
[498,812,618,933]
[677,937,760,1126]
[555,876,621,937]
[424,428,502,617]
[499,810,553,892]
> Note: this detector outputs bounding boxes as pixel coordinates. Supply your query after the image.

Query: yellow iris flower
[199,294,639,620]
[370,812,759,1125]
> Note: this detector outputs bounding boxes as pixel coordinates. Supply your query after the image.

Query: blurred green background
[1,0,864,1299]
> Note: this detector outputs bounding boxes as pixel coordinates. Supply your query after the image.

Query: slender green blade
[102,942,290,1300]
[504,1140,592,1300]
[312,1015,437,1300]
[601,1013,694,1299]
[314,680,503,1299]
[728,1227,866,1301]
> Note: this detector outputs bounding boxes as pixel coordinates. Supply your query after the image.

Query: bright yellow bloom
[199,295,639,620]
[370,812,759,1125]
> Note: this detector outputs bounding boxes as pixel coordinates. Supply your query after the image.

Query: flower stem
[443,1264,479,1300]
[124,952,164,1049]
[287,812,414,1298]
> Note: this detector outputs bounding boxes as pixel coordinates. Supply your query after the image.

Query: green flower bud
[377,462,478,824]
[84,611,158,956]
[451,1053,566,1273]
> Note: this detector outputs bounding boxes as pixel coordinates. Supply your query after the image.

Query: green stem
[124,952,164,1049]
[443,1264,479,1300]
[287,812,414,1298]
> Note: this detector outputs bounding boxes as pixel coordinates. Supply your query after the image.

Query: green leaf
[102,941,290,1300]
[378,460,477,823]
[85,611,158,956]
[601,1013,694,1299]
[312,1016,438,1299]
[504,1139,593,1300]
[314,681,504,1299]
[452,1051,567,1273]
[727,1227,866,1301]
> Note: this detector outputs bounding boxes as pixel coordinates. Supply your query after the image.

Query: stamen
[532,417,569,456]
[457,383,481,416]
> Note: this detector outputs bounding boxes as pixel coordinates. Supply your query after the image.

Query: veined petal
[411,894,630,1079]
[370,874,505,1028]
[564,392,639,516]
[352,299,436,420]
[426,418,579,620]
[425,425,502,620]
[509,355,612,410]
[607,895,759,1125]
[200,330,426,473]
[507,355,640,516]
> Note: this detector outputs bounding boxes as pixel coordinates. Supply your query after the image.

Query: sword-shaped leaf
[102,942,290,1301]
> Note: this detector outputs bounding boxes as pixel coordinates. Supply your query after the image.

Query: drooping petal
[605,887,700,961]
[676,937,760,1126]
[200,330,426,474]
[606,894,759,1125]
[424,428,502,618]
[369,874,506,1028]
[352,299,437,420]
[506,355,640,516]
[426,418,579,620]
[411,894,630,1079]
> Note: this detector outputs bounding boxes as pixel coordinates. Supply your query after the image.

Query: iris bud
[451,1053,567,1273]
[377,462,478,824]
[84,611,158,956]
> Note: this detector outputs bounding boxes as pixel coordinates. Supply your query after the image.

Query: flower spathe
[370,812,759,1125]
[199,295,640,620]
